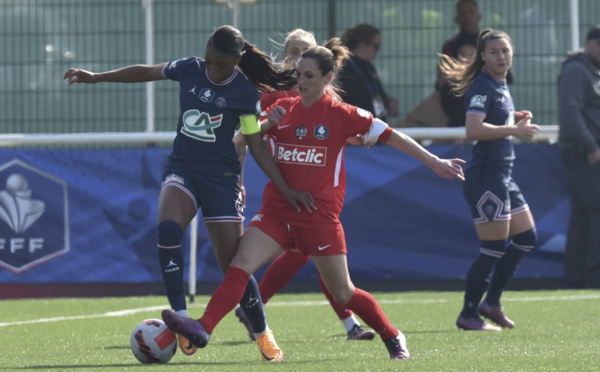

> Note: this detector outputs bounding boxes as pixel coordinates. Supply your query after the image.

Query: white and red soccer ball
[130,318,177,364]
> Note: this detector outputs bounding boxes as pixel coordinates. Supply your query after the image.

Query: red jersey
[260,90,299,114]
[261,93,392,225]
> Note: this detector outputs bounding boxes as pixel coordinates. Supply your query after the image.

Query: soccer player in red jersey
[162,37,465,361]
[234,28,376,342]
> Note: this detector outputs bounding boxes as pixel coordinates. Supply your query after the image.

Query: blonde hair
[284,29,317,54]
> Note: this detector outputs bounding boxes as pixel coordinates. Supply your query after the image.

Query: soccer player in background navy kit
[439,29,540,331]
[64,25,314,361]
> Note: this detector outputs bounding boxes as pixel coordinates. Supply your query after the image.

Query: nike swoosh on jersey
[277,124,291,130]
[318,244,332,251]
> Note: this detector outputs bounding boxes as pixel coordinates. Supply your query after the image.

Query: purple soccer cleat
[235,307,256,341]
[478,301,515,328]
[346,324,376,340]
[161,310,210,348]
[384,331,410,360]
[456,314,502,331]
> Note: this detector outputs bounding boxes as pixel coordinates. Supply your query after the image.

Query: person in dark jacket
[338,24,398,123]
[558,25,600,289]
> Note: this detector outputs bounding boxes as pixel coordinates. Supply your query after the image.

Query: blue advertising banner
[0,144,568,284]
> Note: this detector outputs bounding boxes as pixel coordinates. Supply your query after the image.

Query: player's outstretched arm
[383,129,466,181]
[63,63,168,85]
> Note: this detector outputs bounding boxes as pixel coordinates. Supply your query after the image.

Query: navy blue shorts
[462,176,528,224]
[161,160,243,223]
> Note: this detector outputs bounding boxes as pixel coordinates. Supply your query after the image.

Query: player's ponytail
[323,37,351,74]
[238,41,297,93]
[208,25,296,93]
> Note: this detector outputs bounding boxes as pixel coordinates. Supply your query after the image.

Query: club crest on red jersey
[314,125,328,140]
[295,126,308,139]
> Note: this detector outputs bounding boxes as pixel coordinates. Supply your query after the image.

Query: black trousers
[561,148,600,288]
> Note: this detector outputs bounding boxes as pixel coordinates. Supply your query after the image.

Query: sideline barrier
[0,126,558,147]
[0,128,566,285]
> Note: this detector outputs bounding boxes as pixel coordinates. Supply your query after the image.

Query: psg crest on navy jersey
[215,97,227,107]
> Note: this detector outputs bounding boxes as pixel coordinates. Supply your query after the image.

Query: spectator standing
[395,0,481,128]
[439,29,540,331]
[436,0,482,127]
[438,0,481,79]
[557,25,600,289]
[338,23,398,122]
[396,43,476,128]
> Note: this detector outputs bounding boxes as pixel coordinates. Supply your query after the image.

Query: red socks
[200,266,249,334]
[259,251,310,304]
[345,288,398,340]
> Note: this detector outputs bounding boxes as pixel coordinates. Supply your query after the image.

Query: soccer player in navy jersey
[161,38,465,361]
[64,25,314,362]
[439,29,540,331]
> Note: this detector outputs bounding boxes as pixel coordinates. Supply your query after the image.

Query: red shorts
[247,210,347,256]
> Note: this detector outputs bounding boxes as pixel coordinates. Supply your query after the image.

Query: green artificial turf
[1,290,599,371]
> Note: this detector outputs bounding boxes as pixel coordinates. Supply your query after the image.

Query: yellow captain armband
[240,114,261,135]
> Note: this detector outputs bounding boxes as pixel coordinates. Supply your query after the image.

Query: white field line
[0,305,167,327]
[1,293,599,328]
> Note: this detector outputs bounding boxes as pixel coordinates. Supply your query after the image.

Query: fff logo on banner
[0,159,69,274]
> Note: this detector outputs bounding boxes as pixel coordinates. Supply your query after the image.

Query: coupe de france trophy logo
[0,159,69,274]
[0,174,46,233]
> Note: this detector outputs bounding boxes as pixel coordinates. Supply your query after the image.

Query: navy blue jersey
[162,57,260,176]
[464,71,516,175]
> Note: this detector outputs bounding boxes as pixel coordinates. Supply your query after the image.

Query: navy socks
[485,229,536,305]
[460,240,505,318]
[157,221,186,312]
[239,275,267,334]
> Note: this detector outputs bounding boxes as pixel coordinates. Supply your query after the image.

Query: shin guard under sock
[239,275,267,334]
[200,266,249,334]
[157,221,185,312]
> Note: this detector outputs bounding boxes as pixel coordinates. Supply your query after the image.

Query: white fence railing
[0,126,559,148]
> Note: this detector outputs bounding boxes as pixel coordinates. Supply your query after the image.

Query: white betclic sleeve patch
[363,118,389,144]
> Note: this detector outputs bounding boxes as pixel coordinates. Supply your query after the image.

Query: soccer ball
[130,318,177,364]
